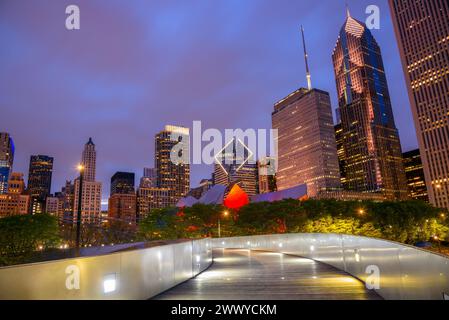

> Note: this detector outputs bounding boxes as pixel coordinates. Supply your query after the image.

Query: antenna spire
[346,3,351,18]
[301,25,312,91]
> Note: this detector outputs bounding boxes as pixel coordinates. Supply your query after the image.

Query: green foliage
[137,199,449,246]
[0,214,61,266]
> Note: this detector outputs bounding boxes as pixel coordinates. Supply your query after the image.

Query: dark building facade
[0,132,14,195]
[27,155,53,214]
[110,172,135,195]
[332,12,408,200]
[213,137,259,196]
[389,0,449,210]
[272,88,341,197]
[403,149,429,202]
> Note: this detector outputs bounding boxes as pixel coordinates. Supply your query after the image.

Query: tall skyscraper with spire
[81,137,96,182]
[332,10,407,200]
[272,26,341,197]
[389,0,449,209]
[73,138,102,223]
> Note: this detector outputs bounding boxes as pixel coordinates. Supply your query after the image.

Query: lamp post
[434,235,442,253]
[75,164,84,254]
[218,210,229,238]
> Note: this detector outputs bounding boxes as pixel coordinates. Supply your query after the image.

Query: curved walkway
[154,248,382,300]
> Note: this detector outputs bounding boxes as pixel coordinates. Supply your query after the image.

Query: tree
[0,214,61,266]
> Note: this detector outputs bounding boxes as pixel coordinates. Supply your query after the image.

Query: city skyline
[0,1,419,202]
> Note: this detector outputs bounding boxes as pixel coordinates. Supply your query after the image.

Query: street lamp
[75,164,84,254]
[218,211,229,238]
[433,235,442,253]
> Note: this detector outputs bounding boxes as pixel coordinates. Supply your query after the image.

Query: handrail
[212,233,449,300]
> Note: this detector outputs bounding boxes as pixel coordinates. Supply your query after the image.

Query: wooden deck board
[154,249,382,300]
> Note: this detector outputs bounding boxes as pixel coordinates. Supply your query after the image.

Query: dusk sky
[0,0,418,204]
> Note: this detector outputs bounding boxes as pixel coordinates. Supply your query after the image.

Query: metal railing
[212,233,449,300]
[0,238,212,300]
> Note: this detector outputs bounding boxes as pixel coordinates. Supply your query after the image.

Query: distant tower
[272,25,341,197]
[73,138,102,222]
[389,0,449,209]
[214,138,259,196]
[332,12,408,199]
[82,137,96,182]
[110,172,135,195]
[155,125,190,205]
[27,155,54,214]
[0,132,14,194]
[140,168,157,188]
[109,172,136,224]
[258,157,277,194]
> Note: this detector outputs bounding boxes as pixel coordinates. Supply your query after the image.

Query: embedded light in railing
[310,245,315,252]
[221,241,225,245]
[196,255,201,263]
[247,241,251,246]
[355,253,360,262]
[279,243,283,248]
[103,274,117,294]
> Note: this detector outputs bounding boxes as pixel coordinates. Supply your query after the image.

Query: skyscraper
[110,172,135,195]
[0,172,30,217]
[155,125,190,206]
[389,0,449,209]
[273,88,341,197]
[108,172,136,223]
[140,168,157,188]
[403,149,428,202]
[7,172,25,194]
[0,133,14,194]
[81,137,96,182]
[27,155,53,214]
[213,137,259,196]
[73,138,102,223]
[60,180,75,218]
[332,11,408,200]
[272,27,341,197]
[258,157,277,194]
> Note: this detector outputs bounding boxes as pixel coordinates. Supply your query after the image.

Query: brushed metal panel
[0,239,212,300]
[212,233,449,300]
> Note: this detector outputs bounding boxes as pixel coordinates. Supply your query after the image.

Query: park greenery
[0,199,448,266]
[139,199,449,245]
[0,214,61,266]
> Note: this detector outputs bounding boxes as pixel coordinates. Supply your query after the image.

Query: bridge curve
[0,234,448,300]
[155,248,381,300]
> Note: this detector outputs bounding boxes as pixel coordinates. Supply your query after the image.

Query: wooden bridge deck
[154,249,382,300]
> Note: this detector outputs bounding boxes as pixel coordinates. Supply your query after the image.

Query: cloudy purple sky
[0,0,417,204]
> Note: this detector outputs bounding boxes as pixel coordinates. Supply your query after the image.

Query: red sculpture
[223,184,249,210]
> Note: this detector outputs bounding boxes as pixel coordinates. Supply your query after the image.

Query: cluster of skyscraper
[0,1,448,220]
[272,3,448,210]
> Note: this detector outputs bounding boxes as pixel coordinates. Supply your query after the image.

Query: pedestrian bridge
[0,234,448,300]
